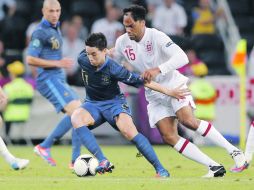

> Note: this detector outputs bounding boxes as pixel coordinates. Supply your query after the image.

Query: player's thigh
[102,95,132,132]
[64,99,82,116]
[37,77,79,113]
[147,101,175,128]
[71,102,104,128]
[115,113,138,140]
[156,117,180,145]
[172,98,200,129]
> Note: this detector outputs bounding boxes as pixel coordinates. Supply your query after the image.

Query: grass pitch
[0,145,253,190]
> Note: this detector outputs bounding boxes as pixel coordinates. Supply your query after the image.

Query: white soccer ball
[74,154,99,177]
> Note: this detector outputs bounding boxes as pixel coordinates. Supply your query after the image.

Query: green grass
[0,145,254,190]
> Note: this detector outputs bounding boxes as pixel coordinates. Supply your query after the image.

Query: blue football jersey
[27,18,64,81]
[78,50,144,101]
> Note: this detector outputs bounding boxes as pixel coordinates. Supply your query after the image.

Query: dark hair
[123,5,146,21]
[85,32,107,50]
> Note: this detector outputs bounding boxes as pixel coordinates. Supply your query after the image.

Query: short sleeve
[27,30,45,57]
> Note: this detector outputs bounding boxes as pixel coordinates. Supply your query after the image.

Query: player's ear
[103,48,107,54]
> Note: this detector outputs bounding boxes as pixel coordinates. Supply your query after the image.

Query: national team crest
[145,41,153,55]
[101,74,111,85]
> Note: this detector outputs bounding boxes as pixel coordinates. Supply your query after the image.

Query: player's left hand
[141,67,161,83]
[166,84,191,100]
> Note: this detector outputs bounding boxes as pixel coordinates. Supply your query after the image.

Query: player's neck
[136,27,146,42]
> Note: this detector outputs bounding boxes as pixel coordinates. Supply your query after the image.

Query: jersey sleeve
[27,30,45,57]
[155,30,189,75]
[110,61,144,88]
[114,37,126,63]
[77,50,89,69]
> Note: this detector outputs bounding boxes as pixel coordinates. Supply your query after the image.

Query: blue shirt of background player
[27,18,64,82]
[78,50,144,101]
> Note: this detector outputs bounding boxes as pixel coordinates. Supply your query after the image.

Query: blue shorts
[81,94,132,130]
[36,76,79,113]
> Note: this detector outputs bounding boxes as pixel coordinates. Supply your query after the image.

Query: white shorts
[147,95,196,128]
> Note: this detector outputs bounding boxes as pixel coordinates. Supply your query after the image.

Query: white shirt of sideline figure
[91,18,124,48]
[152,1,187,35]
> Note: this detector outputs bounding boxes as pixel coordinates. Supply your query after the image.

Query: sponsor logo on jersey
[50,37,60,50]
[166,41,174,47]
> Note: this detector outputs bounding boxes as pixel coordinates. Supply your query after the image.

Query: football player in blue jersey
[26,0,81,168]
[71,32,190,177]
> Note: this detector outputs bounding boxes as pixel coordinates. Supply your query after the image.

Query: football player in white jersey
[114,5,248,177]
[0,87,29,170]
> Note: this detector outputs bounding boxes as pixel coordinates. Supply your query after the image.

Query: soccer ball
[74,154,99,177]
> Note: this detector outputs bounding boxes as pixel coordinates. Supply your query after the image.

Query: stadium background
[0,0,254,146]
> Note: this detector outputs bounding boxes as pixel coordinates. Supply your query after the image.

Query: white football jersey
[115,27,189,101]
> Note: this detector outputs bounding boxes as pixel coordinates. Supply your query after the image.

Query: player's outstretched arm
[26,56,74,69]
[144,81,190,100]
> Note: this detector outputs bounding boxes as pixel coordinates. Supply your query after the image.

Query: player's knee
[65,100,82,116]
[71,108,94,128]
[121,128,136,140]
[179,118,198,130]
[161,133,178,145]
[71,109,84,128]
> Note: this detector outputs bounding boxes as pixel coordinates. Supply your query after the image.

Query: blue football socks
[71,128,82,163]
[132,133,165,172]
[75,126,106,162]
[40,115,72,148]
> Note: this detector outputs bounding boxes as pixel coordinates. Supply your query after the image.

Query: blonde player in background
[114,5,248,177]
[0,87,29,170]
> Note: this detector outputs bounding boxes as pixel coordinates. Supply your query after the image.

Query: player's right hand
[59,57,74,68]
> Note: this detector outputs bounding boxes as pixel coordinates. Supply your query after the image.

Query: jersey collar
[138,27,148,44]
[95,56,110,72]
[41,18,60,28]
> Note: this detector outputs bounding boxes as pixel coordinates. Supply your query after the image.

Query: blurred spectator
[248,45,254,78]
[247,45,254,122]
[2,61,34,141]
[0,40,8,80]
[70,15,88,41]
[189,68,216,122]
[91,3,124,48]
[191,0,224,35]
[25,19,40,46]
[152,0,187,36]
[0,40,5,73]
[62,22,84,86]
[0,0,16,21]
[178,48,208,77]
[179,47,216,121]
[146,0,164,23]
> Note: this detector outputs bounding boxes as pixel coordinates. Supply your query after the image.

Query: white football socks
[196,120,237,154]
[174,137,219,167]
[0,136,16,164]
[245,121,254,162]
